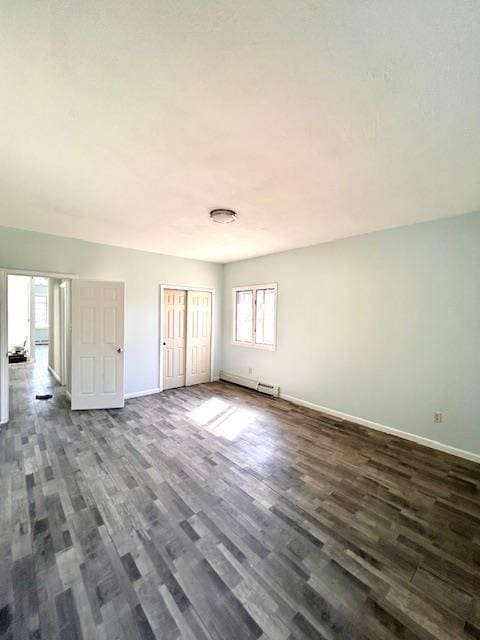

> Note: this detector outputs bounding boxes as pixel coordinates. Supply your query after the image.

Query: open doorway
[1,271,127,422]
[5,274,70,419]
[8,276,52,366]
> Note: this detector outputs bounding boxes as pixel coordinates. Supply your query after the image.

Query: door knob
[163,342,166,346]
[115,346,124,353]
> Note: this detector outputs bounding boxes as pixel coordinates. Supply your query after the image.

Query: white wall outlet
[248,367,253,375]
[433,412,443,423]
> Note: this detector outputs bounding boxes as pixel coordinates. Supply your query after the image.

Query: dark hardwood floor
[1,360,480,639]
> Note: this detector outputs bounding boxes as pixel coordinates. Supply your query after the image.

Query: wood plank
[2,360,480,638]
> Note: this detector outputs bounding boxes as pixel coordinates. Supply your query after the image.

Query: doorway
[1,271,126,422]
[5,274,70,419]
[161,286,214,391]
[8,275,52,368]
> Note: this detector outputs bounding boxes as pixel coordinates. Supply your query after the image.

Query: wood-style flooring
[1,360,480,639]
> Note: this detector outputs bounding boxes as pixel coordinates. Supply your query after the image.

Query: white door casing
[185,290,212,386]
[59,281,68,385]
[28,276,35,363]
[0,270,8,424]
[163,289,186,390]
[71,280,125,410]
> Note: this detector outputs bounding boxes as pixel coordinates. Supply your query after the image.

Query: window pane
[35,296,48,328]
[235,290,253,342]
[255,288,275,345]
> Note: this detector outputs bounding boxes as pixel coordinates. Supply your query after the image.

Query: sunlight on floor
[188,396,258,441]
[188,397,230,426]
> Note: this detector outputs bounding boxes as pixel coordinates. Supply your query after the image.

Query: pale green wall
[2,215,479,456]
[222,213,480,455]
[0,226,223,395]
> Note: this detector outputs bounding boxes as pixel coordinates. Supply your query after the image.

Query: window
[232,284,277,350]
[34,295,48,328]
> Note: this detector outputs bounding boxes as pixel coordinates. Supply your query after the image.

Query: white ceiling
[1,1,479,263]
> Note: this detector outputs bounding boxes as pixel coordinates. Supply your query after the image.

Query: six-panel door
[71,280,125,410]
[163,289,212,389]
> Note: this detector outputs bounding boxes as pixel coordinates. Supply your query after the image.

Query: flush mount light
[210,208,237,224]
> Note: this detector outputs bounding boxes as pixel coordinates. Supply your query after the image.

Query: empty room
[0,1,479,639]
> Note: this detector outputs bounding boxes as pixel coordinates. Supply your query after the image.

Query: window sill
[231,340,276,352]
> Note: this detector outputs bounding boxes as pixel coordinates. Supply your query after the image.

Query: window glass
[235,290,253,342]
[35,295,48,328]
[255,288,275,345]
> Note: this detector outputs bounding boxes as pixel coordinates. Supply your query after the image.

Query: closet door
[163,289,186,390]
[185,291,212,386]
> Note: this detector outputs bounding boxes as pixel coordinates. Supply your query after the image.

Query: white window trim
[232,283,277,351]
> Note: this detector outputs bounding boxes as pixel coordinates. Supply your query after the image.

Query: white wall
[0,226,223,396]
[222,212,480,456]
[7,275,30,352]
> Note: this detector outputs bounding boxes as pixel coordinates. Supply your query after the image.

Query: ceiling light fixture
[210,208,237,224]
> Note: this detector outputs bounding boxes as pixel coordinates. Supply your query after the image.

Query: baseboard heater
[219,371,279,397]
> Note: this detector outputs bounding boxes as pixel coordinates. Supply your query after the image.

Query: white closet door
[71,280,125,410]
[185,290,211,386]
[163,289,186,390]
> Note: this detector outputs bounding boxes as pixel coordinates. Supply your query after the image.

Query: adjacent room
[7,275,50,412]
[0,2,479,639]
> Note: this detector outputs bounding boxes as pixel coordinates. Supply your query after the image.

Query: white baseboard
[220,370,259,391]
[127,380,219,398]
[48,365,62,384]
[125,388,161,400]
[279,392,480,465]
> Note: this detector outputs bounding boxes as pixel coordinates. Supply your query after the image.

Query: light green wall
[0,226,223,395]
[2,214,479,456]
[222,213,480,455]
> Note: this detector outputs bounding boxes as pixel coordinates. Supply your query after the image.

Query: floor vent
[219,371,279,397]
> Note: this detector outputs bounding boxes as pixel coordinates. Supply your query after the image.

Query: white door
[185,290,212,386]
[71,280,125,410]
[163,289,186,390]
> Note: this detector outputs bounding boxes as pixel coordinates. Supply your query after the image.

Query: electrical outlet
[433,412,443,424]
[248,367,253,375]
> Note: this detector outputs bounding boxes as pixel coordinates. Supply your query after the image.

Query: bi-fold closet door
[163,289,212,390]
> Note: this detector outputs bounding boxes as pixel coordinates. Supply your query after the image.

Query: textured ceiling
[1,1,479,263]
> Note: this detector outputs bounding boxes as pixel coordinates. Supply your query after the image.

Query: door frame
[0,271,8,424]
[159,284,215,392]
[59,280,70,386]
[28,277,35,363]
[0,267,77,424]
